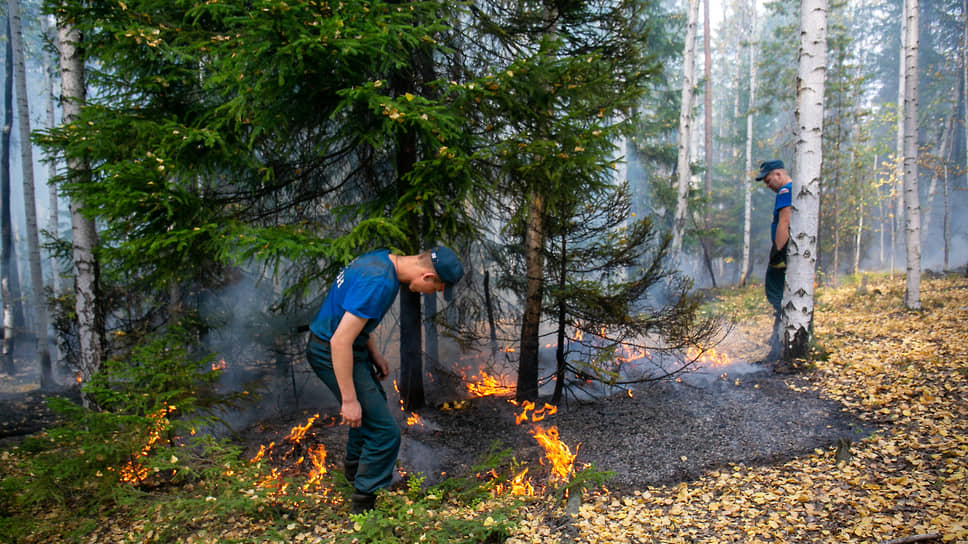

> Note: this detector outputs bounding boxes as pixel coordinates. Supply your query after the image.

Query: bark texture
[9,0,54,387]
[741,0,757,286]
[58,19,105,403]
[902,0,921,310]
[671,0,700,256]
[516,189,545,401]
[781,0,827,360]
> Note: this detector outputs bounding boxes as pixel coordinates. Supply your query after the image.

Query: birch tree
[9,0,54,388]
[893,0,906,276]
[700,0,716,287]
[56,14,105,398]
[741,0,757,286]
[671,0,700,256]
[780,0,827,360]
[902,0,921,309]
[41,15,59,295]
[1,15,19,376]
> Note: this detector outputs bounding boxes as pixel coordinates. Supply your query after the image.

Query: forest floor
[2,272,967,543]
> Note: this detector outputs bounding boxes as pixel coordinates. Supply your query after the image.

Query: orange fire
[286,414,319,442]
[490,467,535,496]
[686,346,731,368]
[466,370,514,397]
[75,372,82,384]
[247,414,336,498]
[406,412,423,426]
[530,425,577,481]
[301,443,328,491]
[513,401,558,425]
[211,359,227,371]
[116,404,177,484]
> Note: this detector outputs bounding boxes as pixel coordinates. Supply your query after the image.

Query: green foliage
[0,326,257,511]
[341,444,524,544]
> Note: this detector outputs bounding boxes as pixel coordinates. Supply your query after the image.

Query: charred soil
[237,329,871,494]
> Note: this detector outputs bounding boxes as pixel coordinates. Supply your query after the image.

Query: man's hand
[372,353,390,381]
[341,399,362,427]
[367,336,390,381]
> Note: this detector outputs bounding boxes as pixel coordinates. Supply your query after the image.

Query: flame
[466,370,514,397]
[116,405,176,484]
[530,425,577,481]
[491,467,534,496]
[514,401,558,425]
[301,443,328,491]
[286,414,319,442]
[247,414,336,498]
[75,372,82,384]
[406,412,423,426]
[686,347,731,368]
[211,359,227,371]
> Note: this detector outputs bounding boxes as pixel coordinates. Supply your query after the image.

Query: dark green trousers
[306,338,400,494]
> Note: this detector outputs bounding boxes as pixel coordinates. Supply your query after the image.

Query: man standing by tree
[757,160,792,360]
[305,246,463,513]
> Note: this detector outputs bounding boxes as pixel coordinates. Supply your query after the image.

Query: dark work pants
[765,266,786,354]
[306,338,401,494]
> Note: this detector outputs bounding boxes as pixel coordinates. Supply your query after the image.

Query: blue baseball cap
[756,159,785,180]
[431,245,464,301]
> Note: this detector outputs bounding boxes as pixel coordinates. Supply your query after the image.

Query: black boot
[350,490,376,514]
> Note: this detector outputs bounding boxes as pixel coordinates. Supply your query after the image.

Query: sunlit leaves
[502,275,968,544]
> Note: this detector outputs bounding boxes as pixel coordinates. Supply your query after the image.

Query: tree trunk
[423,291,438,375]
[58,17,105,403]
[853,201,863,275]
[396,127,424,411]
[1,15,25,376]
[781,0,827,361]
[671,0,700,256]
[42,16,59,296]
[893,0,906,279]
[902,0,921,310]
[9,0,54,388]
[516,188,545,401]
[921,116,951,243]
[483,269,498,355]
[701,0,715,287]
[552,232,566,405]
[741,0,757,287]
[943,158,950,271]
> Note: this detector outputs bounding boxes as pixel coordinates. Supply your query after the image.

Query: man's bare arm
[331,312,367,427]
[776,206,791,251]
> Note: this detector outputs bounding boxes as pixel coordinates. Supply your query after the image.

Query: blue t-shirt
[309,250,399,345]
[771,181,792,243]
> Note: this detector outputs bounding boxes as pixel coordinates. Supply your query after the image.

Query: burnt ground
[233,326,873,494]
[1,325,873,494]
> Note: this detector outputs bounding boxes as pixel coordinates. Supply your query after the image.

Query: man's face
[762,169,787,193]
[409,272,445,295]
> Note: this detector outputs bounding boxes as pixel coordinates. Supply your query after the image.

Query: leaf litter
[505,274,968,544]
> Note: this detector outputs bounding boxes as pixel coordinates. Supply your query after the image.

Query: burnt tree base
[782,326,811,362]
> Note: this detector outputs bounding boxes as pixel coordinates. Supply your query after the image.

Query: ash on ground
[241,345,871,495]
[400,368,870,493]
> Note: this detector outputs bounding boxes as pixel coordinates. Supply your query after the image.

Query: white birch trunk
[8,0,53,387]
[741,0,757,286]
[902,0,921,309]
[42,16,59,295]
[58,18,105,399]
[781,0,827,359]
[853,204,863,275]
[671,0,700,256]
[893,0,906,277]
